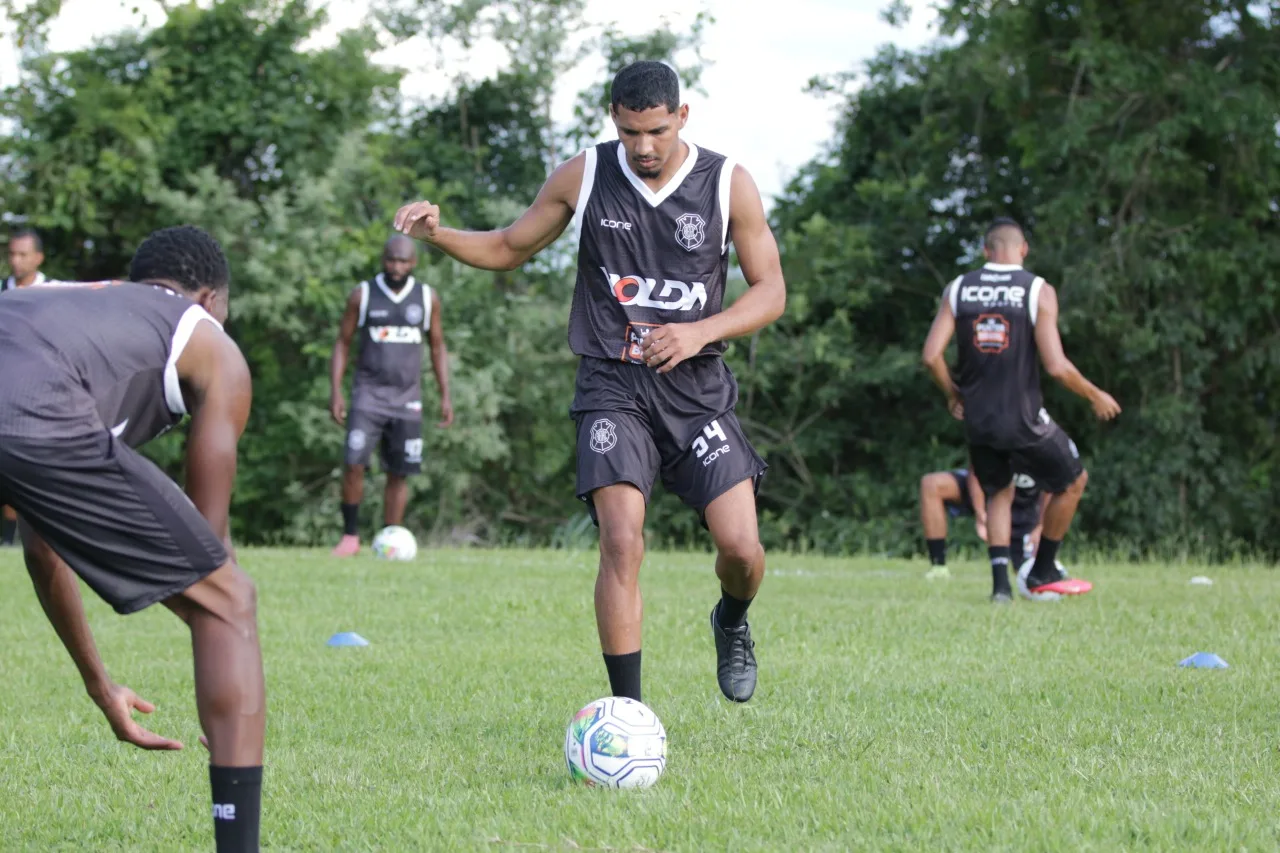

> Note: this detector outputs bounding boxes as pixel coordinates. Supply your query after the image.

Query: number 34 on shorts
[692,420,731,466]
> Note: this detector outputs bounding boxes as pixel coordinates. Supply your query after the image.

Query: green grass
[2,548,1278,851]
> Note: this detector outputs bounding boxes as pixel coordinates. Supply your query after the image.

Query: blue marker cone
[1178,652,1228,669]
[327,632,370,647]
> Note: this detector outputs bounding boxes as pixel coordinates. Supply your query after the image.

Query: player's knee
[919,473,942,500]
[598,524,644,569]
[717,533,763,570]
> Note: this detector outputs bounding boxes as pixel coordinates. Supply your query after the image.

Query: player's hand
[438,398,454,428]
[975,518,988,542]
[329,395,347,426]
[947,396,964,421]
[94,683,183,751]
[393,201,441,242]
[1092,390,1122,421]
[640,323,709,375]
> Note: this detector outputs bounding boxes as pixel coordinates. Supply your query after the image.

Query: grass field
[2,547,1278,851]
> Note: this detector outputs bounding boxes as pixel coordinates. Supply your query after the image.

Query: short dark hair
[9,228,42,252]
[611,61,680,114]
[129,225,230,292]
[984,217,1025,250]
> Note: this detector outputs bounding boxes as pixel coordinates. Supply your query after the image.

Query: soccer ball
[371,525,417,561]
[564,697,666,789]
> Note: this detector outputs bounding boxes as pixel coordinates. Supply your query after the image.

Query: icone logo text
[692,420,730,467]
[603,269,707,311]
[601,218,632,230]
[961,284,1025,306]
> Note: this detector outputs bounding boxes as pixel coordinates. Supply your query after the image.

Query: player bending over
[394,61,786,703]
[922,218,1120,602]
[0,226,264,851]
[920,463,1050,580]
[329,235,452,555]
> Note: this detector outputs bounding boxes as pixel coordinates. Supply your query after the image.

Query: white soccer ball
[371,525,417,561]
[564,697,667,789]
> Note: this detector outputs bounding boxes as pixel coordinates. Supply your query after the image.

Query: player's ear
[677,104,689,128]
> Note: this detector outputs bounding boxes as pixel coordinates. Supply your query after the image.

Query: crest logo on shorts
[1013,473,1037,489]
[348,429,367,451]
[589,418,617,454]
[405,303,424,326]
[674,213,706,251]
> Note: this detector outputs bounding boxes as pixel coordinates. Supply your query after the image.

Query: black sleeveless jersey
[950,263,1051,449]
[568,140,734,363]
[0,281,221,446]
[351,273,432,417]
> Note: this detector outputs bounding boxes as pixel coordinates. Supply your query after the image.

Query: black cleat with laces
[711,604,757,702]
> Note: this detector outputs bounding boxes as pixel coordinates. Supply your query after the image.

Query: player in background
[922,218,1120,601]
[1,226,264,852]
[394,61,786,703]
[329,235,452,555]
[1,228,48,545]
[920,462,1050,581]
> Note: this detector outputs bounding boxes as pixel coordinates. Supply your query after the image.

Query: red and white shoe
[331,534,360,557]
[1017,558,1092,600]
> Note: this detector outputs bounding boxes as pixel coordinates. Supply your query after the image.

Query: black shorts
[970,425,1084,497]
[0,432,227,614]
[948,469,1039,538]
[570,356,767,522]
[345,409,423,475]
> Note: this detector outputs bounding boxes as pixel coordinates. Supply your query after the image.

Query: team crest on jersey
[973,313,1010,354]
[674,213,706,251]
[588,419,617,454]
[405,303,424,326]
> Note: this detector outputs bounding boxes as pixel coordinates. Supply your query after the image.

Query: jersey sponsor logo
[961,284,1025,306]
[622,322,660,363]
[405,303,424,326]
[369,326,423,344]
[604,270,708,312]
[674,212,706,251]
[369,309,390,318]
[692,419,730,467]
[213,804,236,821]
[406,401,423,412]
[600,217,632,231]
[588,418,617,454]
[979,272,1013,282]
[973,313,1010,354]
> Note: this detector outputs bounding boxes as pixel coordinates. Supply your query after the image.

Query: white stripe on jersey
[164,305,224,415]
[357,280,370,327]
[717,159,736,254]
[947,276,963,315]
[571,146,598,248]
[1029,276,1045,325]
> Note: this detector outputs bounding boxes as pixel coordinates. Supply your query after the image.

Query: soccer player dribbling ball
[394,61,787,703]
[0,226,265,852]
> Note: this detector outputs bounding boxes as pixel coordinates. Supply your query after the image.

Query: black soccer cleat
[711,604,757,703]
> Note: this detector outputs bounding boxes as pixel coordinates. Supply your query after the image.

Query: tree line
[1,0,1276,559]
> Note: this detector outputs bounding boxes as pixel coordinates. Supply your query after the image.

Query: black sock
[210,765,262,853]
[340,503,360,537]
[717,588,753,631]
[1011,536,1026,570]
[926,538,947,567]
[0,517,15,545]
[602,651,642,702]
[1032,537,1062,579]
[989,545,1012,595]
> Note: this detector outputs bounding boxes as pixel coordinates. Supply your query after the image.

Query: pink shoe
[331,534,360,557]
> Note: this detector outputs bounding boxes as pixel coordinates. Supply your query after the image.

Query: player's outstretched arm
[428,289,453,427]
[178,321,253,554]
[1033,283,1121,420]
[640,165,786,374]
[330,287,361,425]
[922,289,963,419]
[22,525,184,750]
[394,154,584,272]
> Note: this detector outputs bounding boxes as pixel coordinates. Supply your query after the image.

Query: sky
[0,0,939,204]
